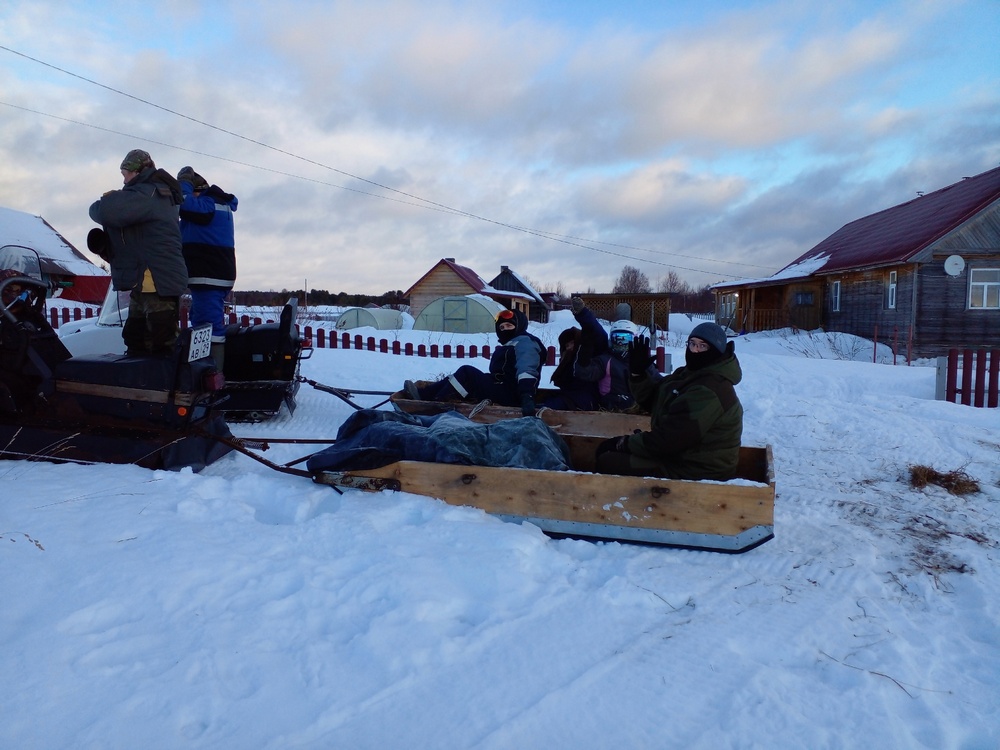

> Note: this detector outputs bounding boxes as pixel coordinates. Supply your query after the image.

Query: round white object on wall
[943,255,966,276]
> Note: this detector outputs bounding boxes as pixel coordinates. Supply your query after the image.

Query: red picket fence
[46,308,673,371]
[49,307,96,327]
[939,349,999,408]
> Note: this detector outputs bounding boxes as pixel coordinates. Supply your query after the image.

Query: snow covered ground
[2,312,999,749]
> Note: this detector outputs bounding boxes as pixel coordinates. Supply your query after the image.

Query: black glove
[86,227,114,263]
[520,393,536,417]
[596,435,630,457]
[628,335,655,375]
[177,166,206,189]
[571,296,585,314]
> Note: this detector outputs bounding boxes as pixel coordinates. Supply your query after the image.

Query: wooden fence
[936,349,999,408]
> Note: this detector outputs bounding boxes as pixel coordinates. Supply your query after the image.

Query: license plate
[188,324,213,362]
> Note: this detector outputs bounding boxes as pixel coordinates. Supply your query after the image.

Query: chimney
[501,265,509,272]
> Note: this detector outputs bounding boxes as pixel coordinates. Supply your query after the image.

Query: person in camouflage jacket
[595,322,743,480]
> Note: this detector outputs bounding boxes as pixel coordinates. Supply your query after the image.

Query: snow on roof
[0,205,107,277]
[710,253,831,290]
[506,268,546,305]
[768,253,831,281]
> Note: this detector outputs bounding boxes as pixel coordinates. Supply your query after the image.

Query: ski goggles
[610,331,634,350]
[496,309,515,322]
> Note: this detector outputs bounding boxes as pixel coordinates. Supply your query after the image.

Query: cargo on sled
[310,402,775,553]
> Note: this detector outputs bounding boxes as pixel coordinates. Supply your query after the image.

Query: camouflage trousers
[123,290,179,356]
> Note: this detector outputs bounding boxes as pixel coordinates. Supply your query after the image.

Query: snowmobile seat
[51,330,224,425]
[222,299,300,383]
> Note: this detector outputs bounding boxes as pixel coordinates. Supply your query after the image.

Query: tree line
[235,265,713,313]
[232,289,408,308]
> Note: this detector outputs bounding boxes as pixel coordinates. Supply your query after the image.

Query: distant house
[0,206,110,304]
[487,265,550,323]
[404,258,534,320]
[712,166,1000,359]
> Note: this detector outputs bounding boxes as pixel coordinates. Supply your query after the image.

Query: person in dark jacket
[177,166,238,368]
[542,297,606,411]
[88,149,188,356]
[595,322,743,480]
[542,326,596,411]
[569,298,637,412]
[404,308,547,416]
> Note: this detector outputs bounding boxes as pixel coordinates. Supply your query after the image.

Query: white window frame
[720,292,737,320]
[969,267,1000,309]
[831,280,841,312]
[887,271,897,310]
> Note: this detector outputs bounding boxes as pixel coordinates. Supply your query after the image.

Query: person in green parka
[594,322,743,480]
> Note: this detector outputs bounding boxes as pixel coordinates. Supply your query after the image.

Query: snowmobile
[0,245,231,470]
[58,273,308,422]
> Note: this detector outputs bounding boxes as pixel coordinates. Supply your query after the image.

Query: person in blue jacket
[177,166,238,368]
[405,308,547,416]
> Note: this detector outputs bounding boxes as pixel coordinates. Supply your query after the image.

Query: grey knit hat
[120,149,154,172]
[689,322,728,353]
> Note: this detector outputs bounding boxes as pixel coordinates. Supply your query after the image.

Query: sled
[314,418,775,553]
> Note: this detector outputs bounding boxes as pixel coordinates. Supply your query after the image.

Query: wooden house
[712,166,1000,358]
[487,265,550,323]
[405,258,534,319]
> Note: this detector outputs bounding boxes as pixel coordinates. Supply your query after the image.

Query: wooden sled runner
[314,394,776,553]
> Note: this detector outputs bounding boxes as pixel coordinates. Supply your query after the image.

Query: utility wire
[0,44,778,278]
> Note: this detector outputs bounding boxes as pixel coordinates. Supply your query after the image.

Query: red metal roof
[779,165,1000,277]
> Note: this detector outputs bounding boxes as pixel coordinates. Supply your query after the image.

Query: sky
[0,0,998,296]
[3,309,999,748]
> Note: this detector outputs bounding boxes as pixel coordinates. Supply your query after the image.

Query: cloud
[0,0,997,297]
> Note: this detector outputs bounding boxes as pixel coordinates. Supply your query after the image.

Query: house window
[720,292,738,320]
[831,281,841,312]
[969,268,1000,309]
[794,291,814,306]
[887,271,897,309]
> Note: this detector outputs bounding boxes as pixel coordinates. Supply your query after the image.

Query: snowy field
[2,312,998,749]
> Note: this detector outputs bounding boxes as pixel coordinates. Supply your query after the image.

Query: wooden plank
[319,446,774,551]
[365,392,776,551]
[391,391,647,437]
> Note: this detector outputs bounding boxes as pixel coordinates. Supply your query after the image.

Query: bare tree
[656,271,692,295]
[612,265,651,294]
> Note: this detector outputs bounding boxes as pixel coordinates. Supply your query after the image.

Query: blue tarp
[306,409,572,473]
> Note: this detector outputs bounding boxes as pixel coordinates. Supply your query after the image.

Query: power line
[0,44,778,279]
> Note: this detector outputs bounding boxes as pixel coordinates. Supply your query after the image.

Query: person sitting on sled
[541,297,607,411]
[595,322,743,480]
[543,297,635,411]
[404,308,547,416]
[0,268,45,324]
[1,269,31,313]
